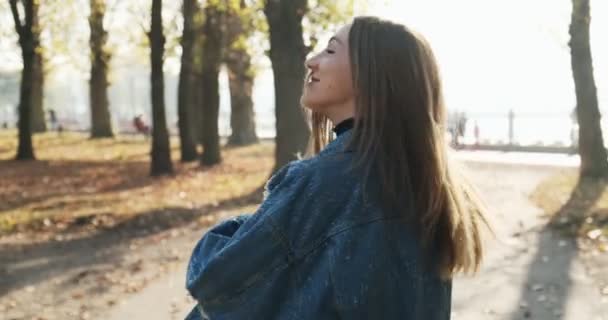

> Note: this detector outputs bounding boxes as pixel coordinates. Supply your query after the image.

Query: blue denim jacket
[185,130,451,319]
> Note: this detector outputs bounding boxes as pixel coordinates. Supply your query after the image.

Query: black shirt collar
[332,118,355,137]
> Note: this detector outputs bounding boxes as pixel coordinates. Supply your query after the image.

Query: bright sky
[0,0,606,116]
[360,0,608,114]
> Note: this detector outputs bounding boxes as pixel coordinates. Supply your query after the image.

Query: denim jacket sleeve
[192,157,291,251]
[192,215,250,254]
[185,161,307,318]
[184,214,251,320]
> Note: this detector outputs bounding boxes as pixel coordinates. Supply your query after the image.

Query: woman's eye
[325,49,335,54]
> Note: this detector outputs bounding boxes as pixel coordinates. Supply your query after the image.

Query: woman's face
[301,24,355,119]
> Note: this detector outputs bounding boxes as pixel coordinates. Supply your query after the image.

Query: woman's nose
[305,54,319,70]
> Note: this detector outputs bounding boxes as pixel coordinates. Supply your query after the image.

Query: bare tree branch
[9,0,23,38]
[125,2,150,37]
[24,0,33,29]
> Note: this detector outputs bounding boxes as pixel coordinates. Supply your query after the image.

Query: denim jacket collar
[319,128,354,157]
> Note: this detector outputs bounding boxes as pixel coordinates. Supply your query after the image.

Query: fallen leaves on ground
[0,130,274,235]
[530,170,608,251]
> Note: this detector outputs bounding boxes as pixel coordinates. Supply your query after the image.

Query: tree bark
[192,69,204,145]
[200,4,224,166]
[192,31,204,146]
[29,0,45,133]
[89,0,114,138]
[225,7,258,146]
[10,0,36,160]
[264,0,310,171]
[569,0,608,178]
[149,0,174,175]
[177,0,198,161]
[226,49,258,146]
[31,45,46,133]
[190,9,205,146]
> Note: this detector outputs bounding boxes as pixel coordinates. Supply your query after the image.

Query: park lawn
[0,130,274,235]
[530,169,608,251]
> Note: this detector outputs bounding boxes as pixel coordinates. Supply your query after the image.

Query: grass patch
[0,130,274,234]
[530,169,608,250]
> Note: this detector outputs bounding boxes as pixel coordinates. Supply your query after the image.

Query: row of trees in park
[7,0,608,180]
[8,0,351,175]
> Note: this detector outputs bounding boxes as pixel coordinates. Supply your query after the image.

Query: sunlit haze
[0,0,606,144]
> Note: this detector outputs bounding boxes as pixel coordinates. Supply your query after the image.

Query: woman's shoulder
[264,152,358,199]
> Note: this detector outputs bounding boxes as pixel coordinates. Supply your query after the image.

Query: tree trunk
[226,49,258,146]
[200,5,224,166]
[225,7,258,147]
[192,34,204,146]
[10,0,36,160]
[264,0,310,171]
[190,10,205,146]
[193,70,204,145]
[24,0,44,134]
[89,0,114,138]
[149,0,173,175]
[177,0,198,161]
[569,0,608,178]
[31,48,46,133]
[17,51,36,160]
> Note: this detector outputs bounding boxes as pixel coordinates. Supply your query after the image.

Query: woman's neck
[325,100,355,125]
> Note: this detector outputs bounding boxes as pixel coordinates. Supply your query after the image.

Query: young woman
[185,16,488,320]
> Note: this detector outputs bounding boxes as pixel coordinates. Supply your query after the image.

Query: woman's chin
[301,97,325,112]
[301,98,315,110]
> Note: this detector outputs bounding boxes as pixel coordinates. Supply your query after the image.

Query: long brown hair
[308,16,489,279]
